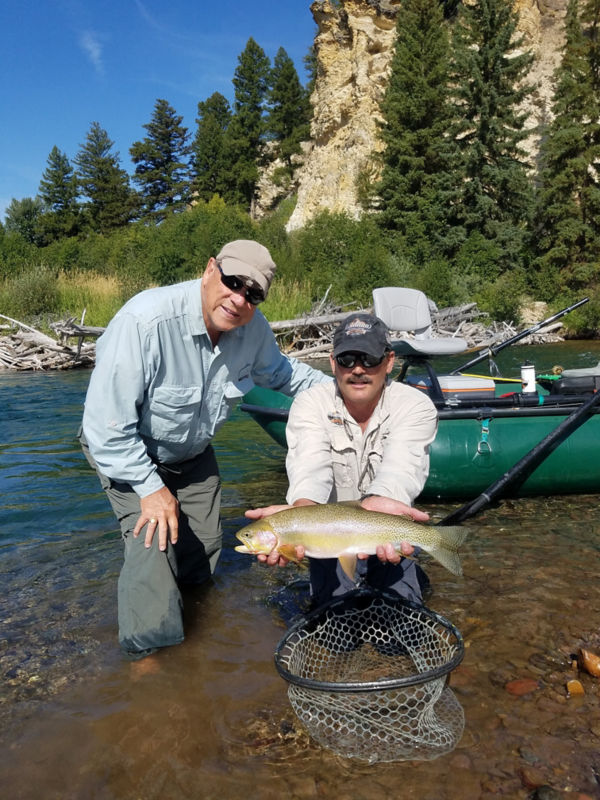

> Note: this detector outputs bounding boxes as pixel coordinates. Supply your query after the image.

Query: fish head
[234,518,278,555]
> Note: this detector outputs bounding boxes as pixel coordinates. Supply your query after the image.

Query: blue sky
[0,0,317,222]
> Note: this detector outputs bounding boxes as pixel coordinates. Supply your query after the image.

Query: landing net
[274,588,465,763]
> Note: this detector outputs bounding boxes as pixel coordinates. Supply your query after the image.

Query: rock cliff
[284,0,568,231]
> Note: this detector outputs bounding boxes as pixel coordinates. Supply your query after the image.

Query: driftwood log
[0,313,96,371]
[0,300,565,371]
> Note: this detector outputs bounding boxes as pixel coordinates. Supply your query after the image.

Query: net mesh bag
[274,588,465,763]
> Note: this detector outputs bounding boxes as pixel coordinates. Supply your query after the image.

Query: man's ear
[385,350,395,374]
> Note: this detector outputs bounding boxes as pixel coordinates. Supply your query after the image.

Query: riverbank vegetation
[1,0,599,336]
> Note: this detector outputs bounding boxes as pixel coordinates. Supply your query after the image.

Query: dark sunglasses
[335,351,387,369]
[217,263,264,305]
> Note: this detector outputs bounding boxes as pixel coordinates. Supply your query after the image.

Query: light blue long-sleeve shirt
[82,279,329,497]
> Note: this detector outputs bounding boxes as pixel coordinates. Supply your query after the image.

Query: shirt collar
[189,280,207,336]
[333,382,390,426]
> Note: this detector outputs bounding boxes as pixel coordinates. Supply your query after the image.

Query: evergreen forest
[2,0,600,336]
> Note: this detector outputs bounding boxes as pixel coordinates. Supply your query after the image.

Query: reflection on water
[1,344,600,798]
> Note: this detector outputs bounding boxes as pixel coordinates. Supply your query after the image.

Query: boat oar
[450,297,589,375]
[438,388,600,526]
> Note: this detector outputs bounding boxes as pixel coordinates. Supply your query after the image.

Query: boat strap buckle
[477,418,492,454]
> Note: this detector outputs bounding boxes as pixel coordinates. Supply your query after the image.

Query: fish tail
[438,525,469,549]
[425,525,468,576]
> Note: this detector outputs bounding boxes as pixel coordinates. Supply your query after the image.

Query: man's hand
[360,494,429,522]
[244,504,292,521]
[133,486,180,551]
[359,494,429,564]
[258,543,306,567]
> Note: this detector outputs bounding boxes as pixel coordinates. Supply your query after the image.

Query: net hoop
[274,588,464,693]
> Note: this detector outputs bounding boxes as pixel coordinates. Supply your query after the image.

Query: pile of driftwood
[0,314,97,371]
[0,300,565,371]
[271,299,565,360]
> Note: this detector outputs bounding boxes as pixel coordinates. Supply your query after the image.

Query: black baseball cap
[332,313,392,358]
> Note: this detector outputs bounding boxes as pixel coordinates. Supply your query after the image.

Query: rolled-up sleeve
[82,313,164,497]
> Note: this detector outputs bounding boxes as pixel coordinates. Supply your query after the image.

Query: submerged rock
[505,678,540,696]
[578,648,600,677]
[565,678,585,697]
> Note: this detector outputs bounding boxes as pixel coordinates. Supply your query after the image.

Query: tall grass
[0,266,317,333]
[56,271,134,327]
[261,278,315,321]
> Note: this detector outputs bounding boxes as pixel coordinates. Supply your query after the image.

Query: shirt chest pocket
[142,386,203,443]
[330,431,355,489]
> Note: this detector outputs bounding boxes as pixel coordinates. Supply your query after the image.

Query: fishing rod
[449,297,590,375]
[437,387,600,526]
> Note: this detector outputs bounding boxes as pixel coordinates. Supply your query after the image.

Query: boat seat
[373,287,468,404]
[561,362,600,378]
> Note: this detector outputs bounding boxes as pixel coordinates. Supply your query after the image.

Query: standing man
[81,240,329,657]
[246,312,438,608]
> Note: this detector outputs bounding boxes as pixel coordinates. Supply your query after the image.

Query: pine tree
[130,99,191,221]
[223,38,271,208]
[582,0,600,241]
[266,47,311,177]
[190,92,232,202]
[450,0,534,271]
[534,0,600,294]
[38,145,80,241]
[75,122,137,233]
[376,0,457,260]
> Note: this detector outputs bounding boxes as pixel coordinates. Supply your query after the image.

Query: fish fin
[277,544,304,566]
[338,555,357,580]
[419,526,468,576]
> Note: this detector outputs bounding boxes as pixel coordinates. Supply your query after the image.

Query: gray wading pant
[308,556,428,610]
[80,436,221,654]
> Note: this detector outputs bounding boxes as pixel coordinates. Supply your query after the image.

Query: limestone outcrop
[284,0,568,232]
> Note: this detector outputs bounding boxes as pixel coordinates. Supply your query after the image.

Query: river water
[1,343,600,799]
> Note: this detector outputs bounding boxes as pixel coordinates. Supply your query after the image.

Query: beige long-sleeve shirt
[285,380,438,505]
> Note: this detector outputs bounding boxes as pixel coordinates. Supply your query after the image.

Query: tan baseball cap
[216,240,276,296]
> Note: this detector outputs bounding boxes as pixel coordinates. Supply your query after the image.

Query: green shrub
[414,259,455,308]
[475,270,527,322]
[0,266,60,318]
[0,232,39,279]
[286,211,398,306]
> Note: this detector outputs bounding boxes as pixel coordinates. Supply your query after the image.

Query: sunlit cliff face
[265,0,568,232]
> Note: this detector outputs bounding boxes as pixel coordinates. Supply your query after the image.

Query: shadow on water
[1,345,600,798]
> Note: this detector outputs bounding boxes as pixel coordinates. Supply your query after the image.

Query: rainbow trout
[235,502,468,577]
